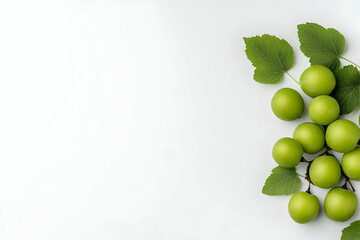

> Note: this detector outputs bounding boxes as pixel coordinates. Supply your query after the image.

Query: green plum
[324,187,358,222]
[309,155,341,189]
[342,148,360,180]
[300,65,336,97]
[271,88,304,121]
[293,122,325,153]
[308,95,339,125]
[272,137,303,168]
[288,192,320,223]
[326,119,360,153]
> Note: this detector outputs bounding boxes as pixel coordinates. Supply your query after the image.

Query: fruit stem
[340,166,356,192]
[347,177,356,192]
[341,177,356,192]
[320,146,331,156]
[285,72,300,85]
[305,165,312,194]
[340,56,360,69]
[305,181,311,194]
[300,157,311,163]
[341,181,348,190]
[301,146,331,163]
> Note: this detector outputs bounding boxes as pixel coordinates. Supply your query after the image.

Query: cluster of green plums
[271,65,360,224]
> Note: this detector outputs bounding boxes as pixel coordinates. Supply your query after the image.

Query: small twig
[306,185,311,194]
[347,177,355,192]
[341,176,356,192]
[340,166,356,192]
[300,157,311,163]
[305,167,312,194]
[319,146,331,156]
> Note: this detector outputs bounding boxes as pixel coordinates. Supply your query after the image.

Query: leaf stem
[340,56,360,69]
[285,72,300,85]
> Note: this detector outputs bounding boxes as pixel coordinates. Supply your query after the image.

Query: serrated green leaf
[342,220,360,240]
[297,22,345,72]
[262,166,301,196]
[243,34,294,84]
[331,65,360,115]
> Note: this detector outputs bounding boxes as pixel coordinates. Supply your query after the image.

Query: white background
[1,0,360,239]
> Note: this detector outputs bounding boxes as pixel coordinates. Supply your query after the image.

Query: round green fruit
[309,155,341,189]
[326,119,360,153]
[271,88,304,121]
[288,192,320,224]
[324,187,358,222]
[293,122,325,153]
[308,95,339,125]
[300,65,336,97]
[272,137,303,168]
[342,148,360,180]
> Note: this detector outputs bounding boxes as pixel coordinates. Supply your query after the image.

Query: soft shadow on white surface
[1,0,360,239]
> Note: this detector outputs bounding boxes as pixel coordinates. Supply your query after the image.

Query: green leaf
[331,65,360,115]
[297,22,345,72]
[342,221,360,240]
[262,166,301,196]
[243,34,294,84]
